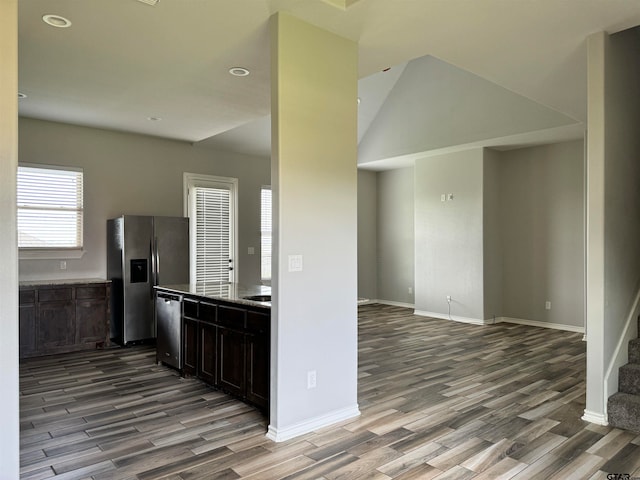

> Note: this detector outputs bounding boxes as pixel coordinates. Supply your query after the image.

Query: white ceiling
[17,0,640,161]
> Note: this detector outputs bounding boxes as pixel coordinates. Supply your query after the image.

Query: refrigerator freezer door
[153,216,190,286]
[122,215,154,344]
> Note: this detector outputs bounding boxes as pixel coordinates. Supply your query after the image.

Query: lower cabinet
[179,294,270,412]
[182,317,198,376]
[217,326,246,397]
[19,282,110,358]
[199,322,217,385]
[246,311,270,409]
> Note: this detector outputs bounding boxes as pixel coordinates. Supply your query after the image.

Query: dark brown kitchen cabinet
[217,326,245,397]
[245,310,270,410]
[199,321,217,385]
[19,290,37,357]
[39,297,75,349]
[174,291,270,413]
[182,316,198,376]
[18,281,111,359]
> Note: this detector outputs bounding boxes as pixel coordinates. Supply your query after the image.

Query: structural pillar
[268,12,360,441]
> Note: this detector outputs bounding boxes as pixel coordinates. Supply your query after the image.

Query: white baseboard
[366,299,415,309]
[582,409,607,426]
[498,316,585,334]
[266,404,360,443]
[414,310,487,325]
[377,300,415,309]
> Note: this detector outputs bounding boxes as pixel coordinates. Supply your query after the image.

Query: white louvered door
[185,174,237,286]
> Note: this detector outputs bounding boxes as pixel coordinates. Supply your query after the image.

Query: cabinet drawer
[38,287,72,303]
[218,305,246,329]
[199,302,217,323]
[19,289,35,305]
[76,285,107,299]
[183,298,198,318]
[246,310,270,334]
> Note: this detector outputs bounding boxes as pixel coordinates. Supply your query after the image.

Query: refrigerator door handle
[154,236,160,285]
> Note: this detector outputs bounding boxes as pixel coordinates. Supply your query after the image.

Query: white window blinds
[261,187,272,281]
[17,165,84,249]
[194,186,232,283]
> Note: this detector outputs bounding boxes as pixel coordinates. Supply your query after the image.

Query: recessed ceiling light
[42,14,72,28]
[229,67,250,77]
[18,92,27,99]
[147,117,162,121]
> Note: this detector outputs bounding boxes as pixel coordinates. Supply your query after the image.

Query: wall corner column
[0,0,21,475]
[268,12,360,441]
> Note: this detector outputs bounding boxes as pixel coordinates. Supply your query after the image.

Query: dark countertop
[155,282,271,308]
[19,278,111,288]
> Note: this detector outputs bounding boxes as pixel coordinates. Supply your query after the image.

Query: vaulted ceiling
[17,0,640,166]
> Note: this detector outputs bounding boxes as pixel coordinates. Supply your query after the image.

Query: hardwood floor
[20,304,640,479]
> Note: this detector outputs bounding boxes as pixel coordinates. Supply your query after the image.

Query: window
[184,173,237,285]
[261,186,272,282]
[17,164,84,253]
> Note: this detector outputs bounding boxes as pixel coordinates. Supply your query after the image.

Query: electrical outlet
[60,261,67,270]
[307,370,316,389]
[408,286,413,294]
[545,301,551,310]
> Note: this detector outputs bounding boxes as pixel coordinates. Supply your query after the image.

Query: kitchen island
[155,283,270,412]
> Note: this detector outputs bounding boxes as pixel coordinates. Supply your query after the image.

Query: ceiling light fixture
[136,0,160,5]
[229,67,250,77]
[147,117,162,121]
[42,14,72,28]
[18,92,27,99]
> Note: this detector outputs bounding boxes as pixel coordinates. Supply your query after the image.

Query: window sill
[19,248,86,260]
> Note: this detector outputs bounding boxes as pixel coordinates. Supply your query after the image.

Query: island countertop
[155,282,271,308]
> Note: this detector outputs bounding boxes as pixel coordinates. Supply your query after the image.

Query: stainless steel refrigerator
[107,215,189,345]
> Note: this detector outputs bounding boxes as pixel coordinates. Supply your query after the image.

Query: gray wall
[357,170,377,300]
[377,167,414,304]
[18,117,270,284]
[499,141,585,327]
[414,149,486,320]
[376,141,585,330]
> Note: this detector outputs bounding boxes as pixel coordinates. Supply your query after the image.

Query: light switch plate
[288,254,303,272]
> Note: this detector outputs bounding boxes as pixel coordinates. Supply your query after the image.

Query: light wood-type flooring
[20,304,640,479]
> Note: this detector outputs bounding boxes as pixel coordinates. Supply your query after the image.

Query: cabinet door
[246,330,269,410]
[245,310,269,409]
[76,298,108,346]
[183,317,199,376]
[38,301,75,350]
[19,303,37,357]
[217,326,245,397]
[199,322,217,385]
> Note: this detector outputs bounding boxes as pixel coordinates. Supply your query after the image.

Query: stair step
[619,363,640,395]
[608,392,640,432]
[629,338,640,364]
